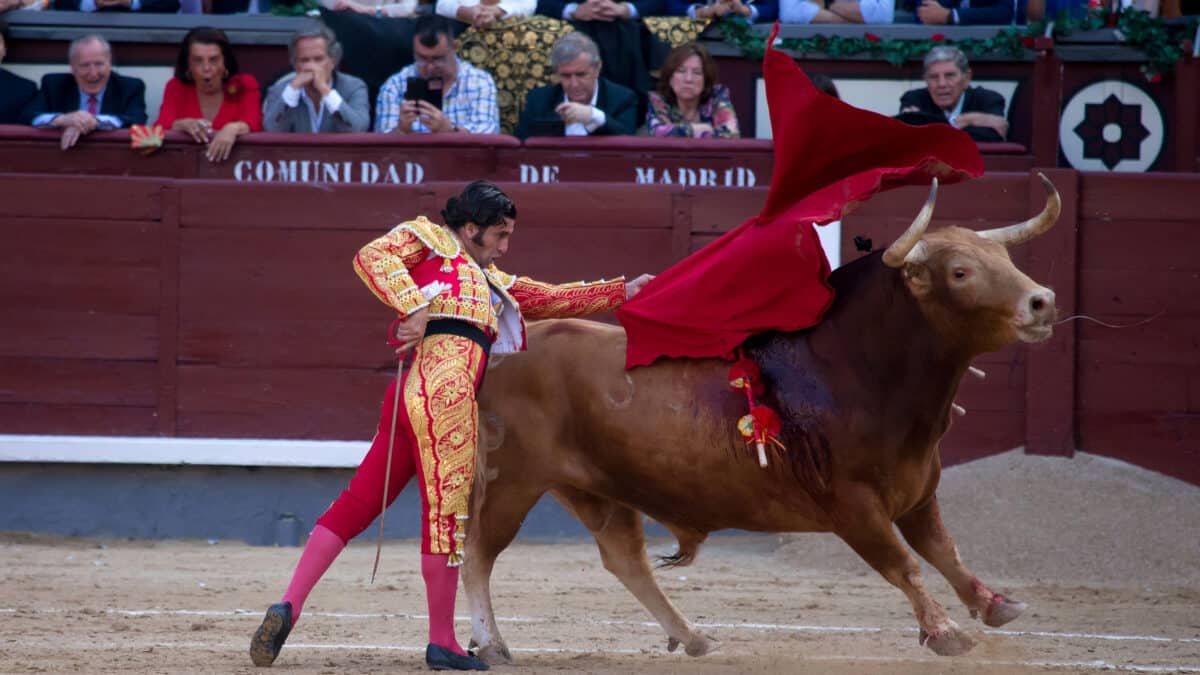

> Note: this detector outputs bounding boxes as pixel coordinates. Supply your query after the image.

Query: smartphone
[405,76,444,110]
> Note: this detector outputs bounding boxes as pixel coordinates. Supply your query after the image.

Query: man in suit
[516,32,637,140]
[263,23,371,133]
[538,0,663,20]
[898,46,1008,143]
[0,24,38,125]
[24,34,147,150]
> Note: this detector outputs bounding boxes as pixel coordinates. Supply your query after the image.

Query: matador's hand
[625,273,655,300]
[393,307,429,356]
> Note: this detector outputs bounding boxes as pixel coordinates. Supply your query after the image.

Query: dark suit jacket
[22,72,148,127]
[911,0,1013,24]
[898,86,1006,143]
[0,69,38,125]
[53,0,181,11]
[516,78,639,140]
[665,0,777,21]
[537,0,665,18]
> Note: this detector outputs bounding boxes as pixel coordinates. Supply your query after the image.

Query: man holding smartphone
[374,14,499,135]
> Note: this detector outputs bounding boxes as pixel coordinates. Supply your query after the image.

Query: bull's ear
[903,263,933,297]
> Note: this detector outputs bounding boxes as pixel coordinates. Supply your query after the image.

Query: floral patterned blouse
[643,83,740,139]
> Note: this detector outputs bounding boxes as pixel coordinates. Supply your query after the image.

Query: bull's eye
[953,268,968,280]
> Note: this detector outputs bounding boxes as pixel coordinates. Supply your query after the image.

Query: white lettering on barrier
[232,159,426,184]
[519,164,560,183]
[634,166,757,187]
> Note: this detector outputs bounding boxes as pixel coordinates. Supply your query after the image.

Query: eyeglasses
[414,52,454,67]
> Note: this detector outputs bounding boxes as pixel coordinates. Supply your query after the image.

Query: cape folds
[616,24,985,369]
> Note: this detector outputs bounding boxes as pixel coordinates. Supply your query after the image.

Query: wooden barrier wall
[0,172,1195,483]
[0,126,1032,185]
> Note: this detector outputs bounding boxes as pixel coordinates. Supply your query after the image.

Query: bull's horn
[978,173,1061,246]
[882,179,937,268]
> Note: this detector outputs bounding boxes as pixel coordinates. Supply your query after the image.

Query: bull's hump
[529,318,626,344]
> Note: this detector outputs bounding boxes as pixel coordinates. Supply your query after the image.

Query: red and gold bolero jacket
[353,216,626,353]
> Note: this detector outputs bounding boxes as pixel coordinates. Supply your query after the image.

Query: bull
[463,175,1062,661]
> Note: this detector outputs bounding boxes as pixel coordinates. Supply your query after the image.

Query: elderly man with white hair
[24,34,147,149]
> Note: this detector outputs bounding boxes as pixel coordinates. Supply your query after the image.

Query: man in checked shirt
[374,14,500,135]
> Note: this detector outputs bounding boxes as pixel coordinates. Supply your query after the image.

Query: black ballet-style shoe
[425,643,490,671]
[249,601,294,667]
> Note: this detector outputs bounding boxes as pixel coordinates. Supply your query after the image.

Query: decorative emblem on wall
[1059,80,1164,172]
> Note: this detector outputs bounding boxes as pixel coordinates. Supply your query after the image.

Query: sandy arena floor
[1,450,1198,674]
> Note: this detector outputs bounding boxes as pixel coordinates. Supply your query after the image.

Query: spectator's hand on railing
[206,126,239,163]
[60,127,82,151]
[53,111,99,135]
[95,0,133,7]
[175,118,213,144]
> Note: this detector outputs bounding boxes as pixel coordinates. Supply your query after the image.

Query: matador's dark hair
[442,180,516,231]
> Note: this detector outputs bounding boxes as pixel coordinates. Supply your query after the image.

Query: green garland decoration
[718,12,1199,81]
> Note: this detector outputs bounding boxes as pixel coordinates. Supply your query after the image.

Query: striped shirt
[374,59,499,134]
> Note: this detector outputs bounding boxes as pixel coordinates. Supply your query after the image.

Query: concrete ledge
[0,435,367,468]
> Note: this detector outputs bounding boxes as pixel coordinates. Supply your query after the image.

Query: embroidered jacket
[353,216,626,353]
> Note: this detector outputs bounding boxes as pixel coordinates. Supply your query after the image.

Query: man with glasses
[374,14,499,134]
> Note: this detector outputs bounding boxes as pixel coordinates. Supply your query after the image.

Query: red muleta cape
[616,25,985,369]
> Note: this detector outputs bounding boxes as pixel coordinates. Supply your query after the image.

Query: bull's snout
[1016,286,1056,342]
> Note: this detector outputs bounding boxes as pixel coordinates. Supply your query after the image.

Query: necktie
[87,95,98,116]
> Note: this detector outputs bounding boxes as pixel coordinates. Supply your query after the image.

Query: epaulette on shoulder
[391,216,461,259]
[486,265,517,289]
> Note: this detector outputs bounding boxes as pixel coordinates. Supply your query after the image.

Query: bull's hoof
[982,595,1027,627]
[668,633,718,657]
[473,642,513,666]
[919,622,976,656]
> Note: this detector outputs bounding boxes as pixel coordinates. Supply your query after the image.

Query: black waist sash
[424,319,492,361]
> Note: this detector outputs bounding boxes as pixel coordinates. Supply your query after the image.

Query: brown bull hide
[464,178,1060,663]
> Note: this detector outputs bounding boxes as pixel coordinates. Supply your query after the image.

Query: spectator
[52,0,180,13]
[899,46,1007,142]
[156,27,262,162]
[516,31,637,139]
[780,0,892,23]
[437,0,534,29]
[375,14,499,134]
[0,0,48,11]
[538,0,663,21]
[24,35,147,150]
[0,22,37,124]
[668,0,776,22]
[909,0,1012,24]
[320,0,418,18]
[263,23,370,133]
[642,42,738,138]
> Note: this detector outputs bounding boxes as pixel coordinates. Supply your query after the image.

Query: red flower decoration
[728,358,764,396]
[749,405,782,437]
[930,33,946,42]
[1021,36,1036,48]
[1148,73,1162,84]
[864,33,881,43]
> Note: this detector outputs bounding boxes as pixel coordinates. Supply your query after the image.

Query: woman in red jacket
[156,26,262,163]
